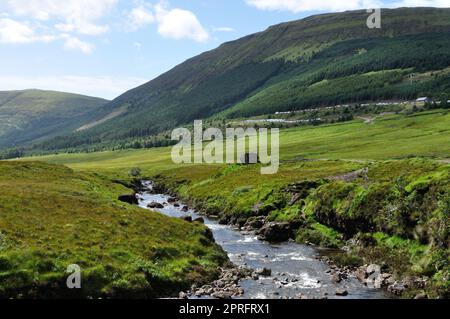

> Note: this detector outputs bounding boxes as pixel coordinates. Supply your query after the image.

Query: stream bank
[137,181,390,299]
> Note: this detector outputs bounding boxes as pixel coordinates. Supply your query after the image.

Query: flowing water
[138,182,390,299]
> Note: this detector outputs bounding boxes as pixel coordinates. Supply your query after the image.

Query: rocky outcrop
[193,217,205,224]
[355,264,395,289]
[242,216,266,231]
[257,222,294,243]
[118,194,138,205]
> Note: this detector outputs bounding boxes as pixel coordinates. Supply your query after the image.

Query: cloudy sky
[0,0,449,99]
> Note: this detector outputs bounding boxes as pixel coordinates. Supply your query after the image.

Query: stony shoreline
[138,180,401,299]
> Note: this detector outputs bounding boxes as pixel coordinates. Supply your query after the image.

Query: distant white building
[416,97,433,104]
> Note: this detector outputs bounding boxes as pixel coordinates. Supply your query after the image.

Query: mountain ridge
[17,7,450,152]
[0,89,109,148]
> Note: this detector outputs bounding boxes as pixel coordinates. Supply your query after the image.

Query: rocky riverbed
[137,181,391,299]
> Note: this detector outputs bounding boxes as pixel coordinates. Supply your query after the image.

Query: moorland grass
[10,110,450,298]
[0,161,227,298]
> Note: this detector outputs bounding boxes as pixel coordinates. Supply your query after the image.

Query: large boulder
[257,222,293,243]
[251,202,276,216]
[243,216,266,230]
[147,202,164,209]
[167,197,178,203]
[254,268,272,277]
[193,217,205,224]
[181,216,193,222]
[118,194,138,205]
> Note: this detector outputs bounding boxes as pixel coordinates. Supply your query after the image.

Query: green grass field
[30,110,449,177]
[0,161,227,298]
[6,109,450,298]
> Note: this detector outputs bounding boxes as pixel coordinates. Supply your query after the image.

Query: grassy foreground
[0,161,227,298]
[8,110,450,298]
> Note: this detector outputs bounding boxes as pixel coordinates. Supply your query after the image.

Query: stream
[138,182,390,299]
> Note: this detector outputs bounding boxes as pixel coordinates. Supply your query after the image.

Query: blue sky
[0,0,449,99]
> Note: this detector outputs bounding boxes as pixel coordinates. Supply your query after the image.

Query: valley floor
[2,109,449,298]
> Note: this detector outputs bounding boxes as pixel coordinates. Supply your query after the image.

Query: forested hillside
[23,8,450,152]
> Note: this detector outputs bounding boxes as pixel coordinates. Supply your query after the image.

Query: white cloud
[7,0,118,36]
[155,3,209,42]
[126,2,210,42]
[63,36,94,54]
[214,27,236,32]
[0,18,55,44]
[0,75,148,99]
[245,0,385,13]
[128,5,155,30]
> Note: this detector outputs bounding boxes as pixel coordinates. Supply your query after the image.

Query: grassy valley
[25,109,450,298]
[1,7,449,300]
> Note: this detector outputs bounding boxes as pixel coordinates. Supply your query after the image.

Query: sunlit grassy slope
[32,110,450,177]
[0,89,108,148]
[0,161,227,298]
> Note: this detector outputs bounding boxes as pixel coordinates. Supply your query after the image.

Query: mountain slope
[38,7,450,150]
[0,89,108,148]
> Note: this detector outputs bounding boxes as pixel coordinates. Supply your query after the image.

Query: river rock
[181,205,189,212]
[195,288,206,296]
[414,293,428,299]
[178,292,188,299]
[255,268,272,277]
[356,266,368,282]
[243,216,266,231]
[181,216,193,222]
[218,215,230,225]
[118,194,138,205]
[367,264,381,275]
[167,197,178,203]
[251,202,277,216]
[335,288,349,296]
[257,222,293,242]
[193,217,205,224]
[387,282,406,295]
[212,291,233,299]
[331,273,342,283]
[147,202,164,209]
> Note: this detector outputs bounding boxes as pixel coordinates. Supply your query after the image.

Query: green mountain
[36,7,450,150]
[0,89,108,148]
